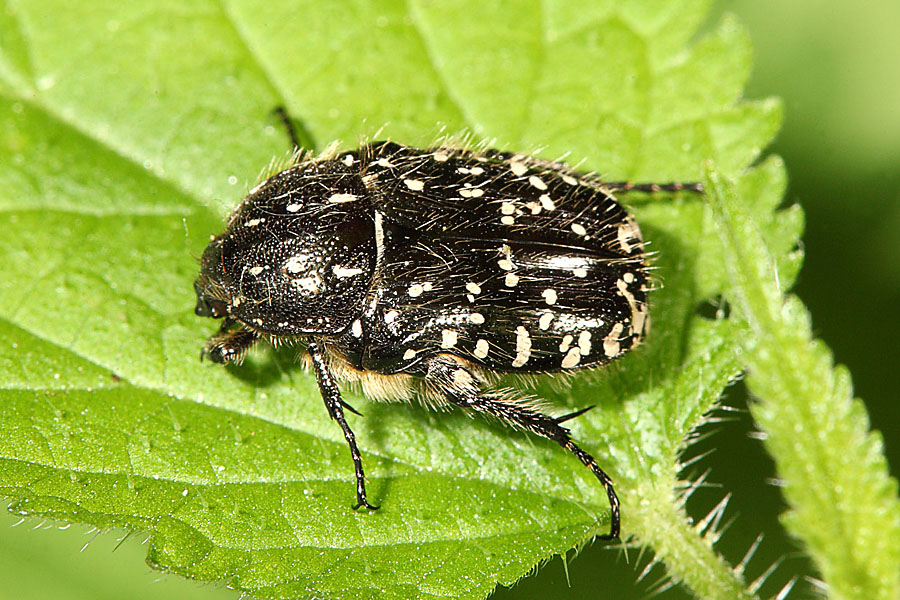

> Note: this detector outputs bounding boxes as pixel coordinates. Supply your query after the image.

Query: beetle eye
[195,296,228,319]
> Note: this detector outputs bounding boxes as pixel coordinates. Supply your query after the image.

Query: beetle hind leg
[426,356,620,539]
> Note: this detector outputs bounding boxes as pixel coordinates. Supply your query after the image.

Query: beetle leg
[307,341,379,511]
[202,320,259,364]
[427,356,620,540]
[605,180,704,194]
[273,106,302,152]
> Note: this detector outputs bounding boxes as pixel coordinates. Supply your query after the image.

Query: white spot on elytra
[466,282,482,295]
[374,211,384,263]
[474,339,489,358]
[351,319,363,338]
[376,158,394,168]
[578,331,592,356]
[470,312,485,324]
[501,215,515,225]
[342,154,355,166]
[333,266,363,278]
[404,178,425,191]
[433,151,449,162]
[562,174,578,186]
[512,326,532,367]
[573,267,588,278]
[510,161,528,176]
[249,266,264,276]
[539,194,555,211]
[528,175,547,190]
[624,272,635,283]
[408,283,424,297]
[559,334,573,352]
[246,218,263,227]
[286,203,301,212]
[328,193,357,203]
[617,277,645,337]
[384,310,399,323]
[498,245,514,270]
[542,288,558,305]
[539,312,554,330]
[634,304,649,337]
[617,278,637,306]
[403,348,417,360]
[604,322,625,357]
[422,282,433,291]
[561,347,581,368]
[441,329,458,349]
[526,201,541,214]
[500,202,516,215]
[571,222,587,236]
[505,273,519,287]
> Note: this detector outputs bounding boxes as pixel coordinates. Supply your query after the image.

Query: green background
[2,0,897,598]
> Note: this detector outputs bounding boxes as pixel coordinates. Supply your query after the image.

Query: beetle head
[194,163,376,337]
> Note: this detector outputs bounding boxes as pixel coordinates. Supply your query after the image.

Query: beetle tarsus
[353,498,380,511]
[202,323,258,365]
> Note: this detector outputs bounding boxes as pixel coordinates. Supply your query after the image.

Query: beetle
[193,130,701,539]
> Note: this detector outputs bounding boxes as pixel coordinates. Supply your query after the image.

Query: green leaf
[0,1,852,598]
[706,165,900,600]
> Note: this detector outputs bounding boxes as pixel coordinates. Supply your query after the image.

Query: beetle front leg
[307,341,378,511]
[202,319,259,364]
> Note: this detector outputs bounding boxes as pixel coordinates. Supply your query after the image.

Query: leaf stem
[629,478,754,600]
